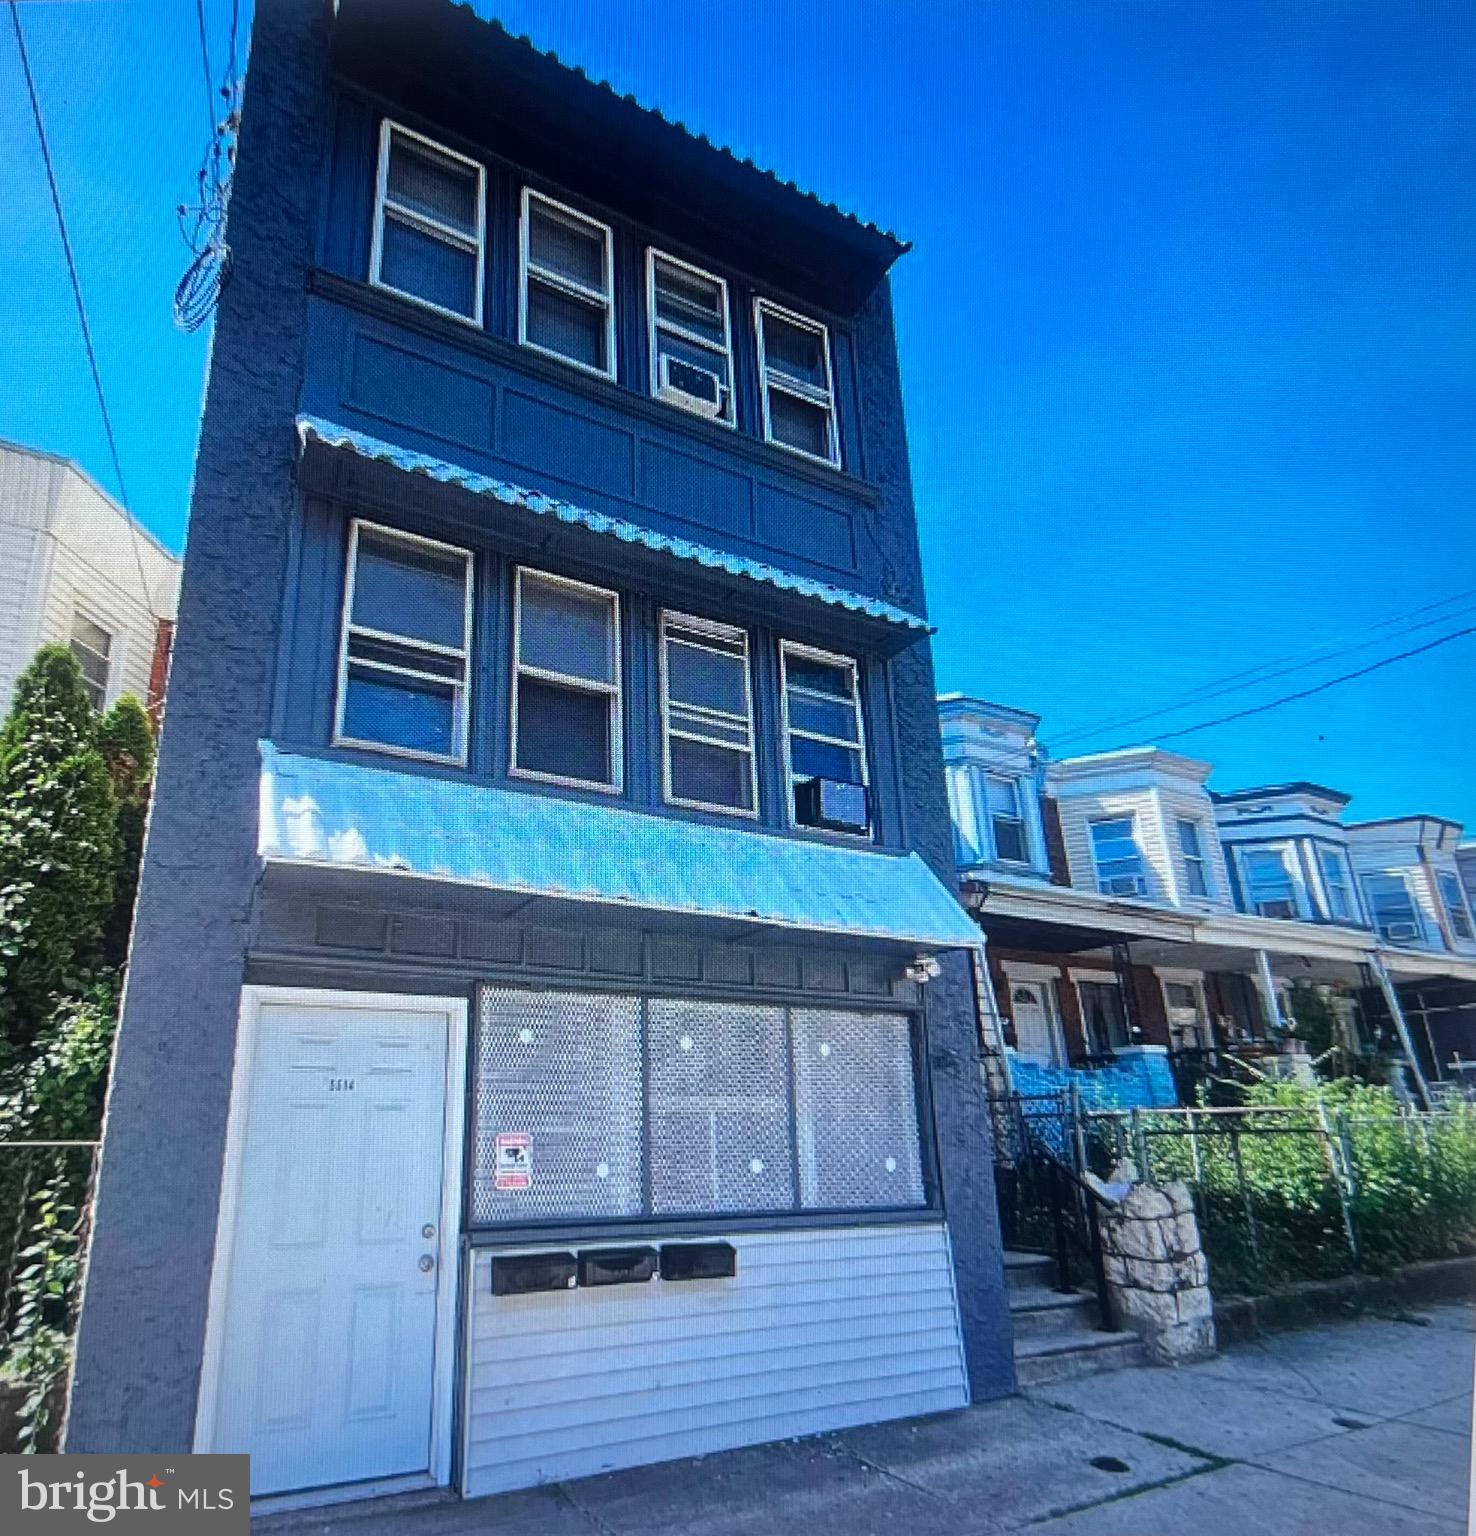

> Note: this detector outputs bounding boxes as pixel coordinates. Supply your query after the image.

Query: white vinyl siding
[69,610,112,710]
[1437,871,1474,943]
[462,1223,967,1498]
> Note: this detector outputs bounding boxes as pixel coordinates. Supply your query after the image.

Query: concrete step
[1003,1250,1056,1294]
[1014,1328,1148,1388]
[1008,1285,1102,1341]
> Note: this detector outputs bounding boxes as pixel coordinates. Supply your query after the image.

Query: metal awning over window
[258,742,980,952]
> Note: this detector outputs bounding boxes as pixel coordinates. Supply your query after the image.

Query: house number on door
[327,1077,355,1092]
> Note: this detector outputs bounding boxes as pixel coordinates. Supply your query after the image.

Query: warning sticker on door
[494,1132,532,1190]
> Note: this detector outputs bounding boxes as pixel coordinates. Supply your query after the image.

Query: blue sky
[2,0,1472,823]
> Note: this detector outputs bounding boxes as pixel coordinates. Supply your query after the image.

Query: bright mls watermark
[2,1456,248,1534]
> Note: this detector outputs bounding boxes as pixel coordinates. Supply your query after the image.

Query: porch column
[1369,956,1433,1109]
[1253,948,1284,1034]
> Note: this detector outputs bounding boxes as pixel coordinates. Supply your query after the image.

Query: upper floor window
[1241,847,1298,919]
[335,520,473,764]
[779,642,869,834]
[511,569,622,791]
[1318,847,1355,922]
[371,122,485,325]
[755,300,839,467]
[1176,818,1211,897]
[519,190,615,379]
[1362,872,1423,944]
[986,775,1030,864]
[1437,871,1474,941]
[647,251,735,426]
[69,611,112,711]
[659,612,757,817]
[1089,817,1146,897]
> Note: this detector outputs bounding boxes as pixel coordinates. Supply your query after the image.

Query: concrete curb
[1214,1255,1476,1343]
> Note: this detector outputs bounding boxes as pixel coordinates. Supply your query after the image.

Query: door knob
[418,1254,435,1273]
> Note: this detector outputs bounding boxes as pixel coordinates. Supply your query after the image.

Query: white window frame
[369,119,486,327]
[333,519,474,767]
[778,640,869,835]
[1176,817,1213,898]
[1089,815,1147,897]
[1361,871,1424,944]
[1158,968,1213,1051]
[1317,846,1356,923]
[69,606,113,712]
[658,611,758,818]
[509,567,623,793]
[1237,843,1302,920]
[646,249,735,427]
[754,297,840,467]
[985,773,1031,865]
[1436,870,1474,942]
[518,188,617,380]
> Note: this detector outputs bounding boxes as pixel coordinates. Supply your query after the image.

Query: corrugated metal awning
[259,743,980,952]
[296,417,930,635]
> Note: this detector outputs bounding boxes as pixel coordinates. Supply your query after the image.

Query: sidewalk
[259,1301,1475,1534]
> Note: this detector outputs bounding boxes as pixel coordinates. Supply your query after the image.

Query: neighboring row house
[66,0,1012,1507]
[940,695,1476,1105]
[0,438,179,718]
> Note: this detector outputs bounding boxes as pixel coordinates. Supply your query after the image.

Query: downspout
[1369,954,1433,1109]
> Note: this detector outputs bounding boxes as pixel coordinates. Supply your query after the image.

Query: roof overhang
[960,877,1200,945]
[259,744,980,955]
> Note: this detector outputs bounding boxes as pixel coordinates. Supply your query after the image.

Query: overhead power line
[8,0,159,623]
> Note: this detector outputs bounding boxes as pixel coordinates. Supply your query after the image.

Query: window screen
[69,612,111,711]
[520,191,615,376]
[756,300,839,464]
[661,614,756,815]
[780,642,868,824]
[649,251,735,424]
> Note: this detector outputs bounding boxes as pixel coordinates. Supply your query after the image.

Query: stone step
[1002,1249,1056,1294]
[1007,1285,1103,1340]
[1013,1328,1148,1389]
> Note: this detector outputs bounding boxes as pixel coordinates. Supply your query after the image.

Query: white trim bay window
[1177,818,1211,897]
[1363,872,1424,944]
[755,299,839,466]
[647,250,735,425]
[69,610,112,711]
[1437,871,1474,942]
[779,642,869,834]
[1240,846,1298,919]
[659,613,757,816]
[519,189,616,378]
[1089,817,1147,897]
[1318,847,1356,923]
[985,774,1030,864]
[370,121,485,325]
[471,987,927,1224]
[511,568,622,791]
[335,521,473,764]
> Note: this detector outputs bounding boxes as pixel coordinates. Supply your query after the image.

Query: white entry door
[199,990,463,1498]
[1010,982,1062,1064]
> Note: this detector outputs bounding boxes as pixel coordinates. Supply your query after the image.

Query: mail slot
[660,1241,738,1281]
[491,1251,577,1295]
[577,1246,658,1287]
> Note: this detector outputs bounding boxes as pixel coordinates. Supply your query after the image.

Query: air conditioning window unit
[1103,875,1147,897]
[658,354,725,418]
[1384,921,1420,942]
[794,777,869,835]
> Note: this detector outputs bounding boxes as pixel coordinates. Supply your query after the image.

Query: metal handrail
[1038,1146,1119,1332]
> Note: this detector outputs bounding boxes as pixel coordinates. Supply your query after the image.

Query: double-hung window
[370,122,485,324]
[511,569,622,790]
[519,189,615,378]
[647,251,735,426]
[1090,817,1146,896]
[779,642,868,830]
[755,299,839,466]
[1241,847,1298,918]
[659,613,757,816]
[69,612,112,711]
[1437,871,1474,941]
[1318,847,1355,922]
[1363,872,1423,943]
[986,774,1030,864]
[336,521,473,764]
[1177,818,1211,897]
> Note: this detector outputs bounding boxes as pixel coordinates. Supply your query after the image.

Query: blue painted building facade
[66,0,1013,1501]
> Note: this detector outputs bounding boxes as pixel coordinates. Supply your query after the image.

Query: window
[1318,848,1355,922]
[1362,873,1423,943]
[647,250,735,426]
[659,613,757,816]
[779,642,868,830]
[335,521,472,763]
[1089,817,1146,896]
[986,774,1030,864]
[1437,871,1474,941]
[69,612,111,711]
[1241,847,1298,919]
[471,987,926,1224]
[755,299,839,465]
[1177,818,1211,897]
[370,121,485,324]
[511,569,622,790]
[519,189,615,377]
[1078,980,1131,1053]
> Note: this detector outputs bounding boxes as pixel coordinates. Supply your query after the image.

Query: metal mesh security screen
[791,1009,925,1209]
[647,1000,795,1215]
[473,987,642,1222]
